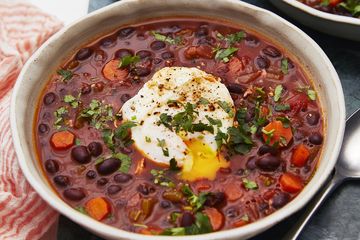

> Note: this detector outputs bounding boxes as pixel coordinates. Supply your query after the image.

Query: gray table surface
[57,0,360,239]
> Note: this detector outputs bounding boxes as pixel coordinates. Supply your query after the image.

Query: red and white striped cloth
[0,1,63,239]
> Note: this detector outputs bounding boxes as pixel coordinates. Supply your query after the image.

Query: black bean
[195,26,209,37]
[86,170,97,179]
[44,159,59,174]
[38,123,49,134]
[63,188,85,201]
[161,51,174,60]
[309,132,323,145]
[225,207,239,218]
[306,111,320,126]
[97,177,108,186]
[150,41,166,51]
[43,92,56,105]
[256,154,281,171]
[76,48,93,61]
[114,173,133,183]
[246,157,257,170]
[87,142,102,157]
[180,212,195,227]
[107,185,122,195]
[118,27,135,39]
[258,145,278,156]
[54,175,70,187]
[114,49,134,59]
[136,50,152,59]
[255,56,270,69]
[262,46,281,58]
[71,146,91,164]
[120,94,131,103]
[160,200,171,209]
[226,83,244,94]
[132,67,151,77]
[97,158,121,175]
[272,192,290,209]
[204,192,226,207]
[137,183,155,195]
[245,35,260,47]
[100,37,115,48]
[81,83,91,95]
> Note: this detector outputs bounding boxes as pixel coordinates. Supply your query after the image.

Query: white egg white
[121,67,235,167]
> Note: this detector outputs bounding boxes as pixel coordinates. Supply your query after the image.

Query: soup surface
[35,18,324,235]
[298,0,360,18]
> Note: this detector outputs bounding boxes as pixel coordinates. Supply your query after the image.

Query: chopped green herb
[250,125,257,134]
[276,116,291,128]
[145,136,151,143]
[170,212,181,223]
[262,128,275,138]
[198,97,210,105]
[75,206,88,215]
[307,89,316,101]
[94,157,105,165]
[114,121,136,148]
[118,55,140,68]
[162,212,212,235]
[215,129,228,150]
[226,126,254,155]
[214,47,238,63]
[57,69,73,82]
[274,85,283,102]
[275,104,290,112]
[75,139,81,145]
[102,129,115,151]
[157,138,169,157]
[80,100,114,129]
[240,214,250,222]
[150,31,182,45]
[191,122,214,133]
[217,101,234,117]
[281,58,289,74]
[279,136,288,146]
[53,106,68,129]
[206,116,222,127]
[339,0,360,17]
[225,31,246,45]
[113,152,132,173]
[64,94,80,108]
[150,169,175,188]
[243,178,258,190]
[181,185,208,212]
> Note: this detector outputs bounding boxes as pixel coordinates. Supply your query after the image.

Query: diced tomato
[85,197,111,221]
[184,45,213,59]
[280,173,303,193]
[224,182,243,201]
[102,59,129,81]
[203,207,224,231]
[262,120,293,146]
[288,93,309,114]
[50,130,75,150]
[260,106,269,118]
[228,57,245,76]
[233,218,249,227]
[291,144,310,167]
[139,226,163,235]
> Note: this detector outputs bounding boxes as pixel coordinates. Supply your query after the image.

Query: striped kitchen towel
[0,1,63,239]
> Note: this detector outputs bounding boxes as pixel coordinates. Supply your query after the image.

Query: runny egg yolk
[181,139,229,181]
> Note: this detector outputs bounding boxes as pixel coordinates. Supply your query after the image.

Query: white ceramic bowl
[10,0,346,239]
[270,0,360,41]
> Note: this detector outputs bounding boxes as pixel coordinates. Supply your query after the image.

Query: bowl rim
[280,0,360,26]
[10,0,346,239]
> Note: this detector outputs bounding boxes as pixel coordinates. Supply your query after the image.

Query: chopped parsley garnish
[161,212,212,236]
[113,152,132,173]
[339,0,360,17]
[214,47,238,63]
[75,206,88,215]
[118,55,140,68]
[227,126,254,155]
[216,31,245,45]
[53,106,68,129]
[307,89,317,101]
[80,100,114,129]
[157,138,169,157]
[274,85,283,102]
[75,138,81,145]
[64,94,80,108]
[102,121,136,152]
[150,31,182,45]
[274,104,290,112]
[276,116,291,128]
[281,58,289,74]
[215,129,228,150]
[94,157,105,165]
[243,178,258,190]
[150,169,175,188]
[145,136,151,143]
[57,69,73,82]
[197,97,210,105]
[181,185,208,212]
[169,158,180,171]
[206,116,222,127]
[102,129,115,151]
[217,101,234,117]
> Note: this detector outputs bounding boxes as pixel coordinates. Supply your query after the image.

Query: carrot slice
[50,130,75,150]
[262,120,292,146]
[280,173,303,193]
[203,207,224,231]
[224,182,243,201]
[102,59,129,81]
[291,144,310,167]
[85,197,110,221]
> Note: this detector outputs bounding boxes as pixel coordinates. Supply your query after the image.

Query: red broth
[34,18,324,235]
